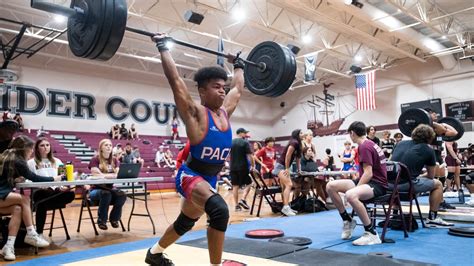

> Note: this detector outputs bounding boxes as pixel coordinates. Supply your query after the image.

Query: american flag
[355,70,376,110]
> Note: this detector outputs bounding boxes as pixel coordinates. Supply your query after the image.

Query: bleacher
[18,129,185,192]
[17,130,287,192]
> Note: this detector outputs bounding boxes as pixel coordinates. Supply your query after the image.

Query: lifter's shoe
[145,249,174,266]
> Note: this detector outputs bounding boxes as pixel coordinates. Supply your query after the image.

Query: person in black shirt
[230,128,254,211]
[391,124,453,227]
[0,135,60,261]
[323,148,335,171]
[366,125,380,147]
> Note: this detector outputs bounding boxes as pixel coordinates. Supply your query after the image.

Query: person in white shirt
[27,137,75,242]
[155,146,165,167]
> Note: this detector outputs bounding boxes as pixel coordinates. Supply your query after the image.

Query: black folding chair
[249,171,282,217]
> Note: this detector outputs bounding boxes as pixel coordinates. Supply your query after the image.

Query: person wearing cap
[230,128,254,212]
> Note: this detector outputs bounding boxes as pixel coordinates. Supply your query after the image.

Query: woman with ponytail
[0,135,61,261]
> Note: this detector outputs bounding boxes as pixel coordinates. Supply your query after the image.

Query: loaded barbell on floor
[30,0,296,97]
[397,108,464,141]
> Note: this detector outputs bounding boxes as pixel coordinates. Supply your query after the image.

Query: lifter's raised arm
[224,55,245,118]
[152,34,199,126]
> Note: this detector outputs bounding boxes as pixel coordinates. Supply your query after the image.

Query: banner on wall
[304,55,317,82]
[0,83,177,125]
[400,98,442,117]
[445,100,474,121]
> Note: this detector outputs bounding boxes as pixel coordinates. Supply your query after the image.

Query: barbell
[398,108,464,141]
[30,0,296,97]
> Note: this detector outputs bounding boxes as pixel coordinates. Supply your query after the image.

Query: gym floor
[7,189,474,265]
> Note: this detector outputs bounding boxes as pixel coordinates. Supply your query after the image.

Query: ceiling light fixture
[232,7,246,21]
[302,35,312,44]
[54,14,66,23]
[354,55,363,62]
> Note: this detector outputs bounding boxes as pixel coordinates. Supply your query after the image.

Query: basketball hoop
[0,69,19,82]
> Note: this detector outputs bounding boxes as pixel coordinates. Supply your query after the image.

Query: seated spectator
[0,136,59,261]
[122,143,144,167]
[112,143,124,161]
[393,132,403,145]
[391,124,453,226]
[154,146,165,167]
[326,121,387,246]
[129,123,139,140]
[88,139,127,230]
[27,137,75,242]
[163,148,176,168]
[36,125,48,138]
[110,124,120,139]
[119,123,129,140]
[132,146,145,167]
[12,113,24,132]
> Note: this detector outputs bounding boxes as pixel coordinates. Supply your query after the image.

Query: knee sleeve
[173,212,198,236]
[205,194,229,232]
[447,172,455,180]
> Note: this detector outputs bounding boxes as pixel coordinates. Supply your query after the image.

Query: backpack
[304,198,327,213]
[290,195,307,212]
[378,213,418,232]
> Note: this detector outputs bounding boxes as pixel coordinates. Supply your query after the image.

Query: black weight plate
[367,252,393,258]
[92,0,127,60]
[270,46,296,97]
[449,226,474,234]
[67,0,105,58]
[245,41,294,97]
[269,236,312,246]
[448,231,474,238]
[86,0,115,60]
[245,229,284,239]
[398,108,432,136]
[438,117,465,141]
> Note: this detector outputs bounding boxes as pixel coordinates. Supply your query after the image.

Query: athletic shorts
[353,179,387,198]
[445,155,460,167]
[262,172,273,180]
[342,164,352,171]
[175,165,217,199]
[272,163,285,176]
[230,170,251,187]
[391,177,435,194]
[172,128,178,134]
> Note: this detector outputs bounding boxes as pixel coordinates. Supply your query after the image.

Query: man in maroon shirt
[326,121,388,246]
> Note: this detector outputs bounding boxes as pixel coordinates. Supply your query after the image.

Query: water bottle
[65,161,74,181]
[458,189,465,204]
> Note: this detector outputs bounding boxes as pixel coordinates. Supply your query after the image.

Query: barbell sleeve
[31,0,85,18]
[125,26,263,69]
